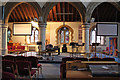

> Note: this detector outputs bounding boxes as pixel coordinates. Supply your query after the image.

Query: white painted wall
[8,22,82,52]
[47,22,82,52]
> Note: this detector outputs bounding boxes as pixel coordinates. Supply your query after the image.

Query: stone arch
[42,2,86,23]
[56,25,74,44]
[86,2,120,22]
[4,2,42,23]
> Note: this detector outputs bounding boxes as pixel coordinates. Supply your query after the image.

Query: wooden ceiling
[8,2,81,22]
[92,2,120,22]
[47,2,81,22]
[8,2,120,22]
[9,3,38,22]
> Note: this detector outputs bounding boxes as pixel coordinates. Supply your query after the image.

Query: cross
[56,3,73,25]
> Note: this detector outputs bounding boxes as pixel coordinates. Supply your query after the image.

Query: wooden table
[89,65,120,77]
[81,61,118,65]
[67,61,118,65]
[66,70,92,79]
[66,66,120,80]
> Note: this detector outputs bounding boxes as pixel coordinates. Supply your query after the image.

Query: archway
[86,2,120,22]
[4,2,41,23]
[42,2,86,23]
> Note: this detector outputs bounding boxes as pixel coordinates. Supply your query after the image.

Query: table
[81,61,118,65]
[89,65,120,77]
[66,70,92,79]
[67,61,118,65]
[66,65,120,80]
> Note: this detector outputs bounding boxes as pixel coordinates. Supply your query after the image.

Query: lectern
[92,43,100,58]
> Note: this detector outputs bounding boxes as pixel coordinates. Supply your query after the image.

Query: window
[27,27,39,44]
[7,28,11,42]
[91,27,105,45]
[58,27,69,44]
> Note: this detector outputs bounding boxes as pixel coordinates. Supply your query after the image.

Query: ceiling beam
[53,6,57,21]
[27,5,34,20]
[67,2,69,21]
[19,4,28,21]
[56,5,59,21]
[47,14,50,21]
[10,13,14,21]
[52,9,55,21]
[57,3,61,21]
[14,8,21,21]
[75,10,77,21]
[12,10,18,22]
[49,9,53,21]
[23,4,31,21]
[72,7,74,21]
[16,6,25,21]
[32,6,38,18]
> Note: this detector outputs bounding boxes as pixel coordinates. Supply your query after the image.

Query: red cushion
[37,64,42,68]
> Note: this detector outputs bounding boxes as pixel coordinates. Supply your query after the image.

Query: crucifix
[56,3,73,25]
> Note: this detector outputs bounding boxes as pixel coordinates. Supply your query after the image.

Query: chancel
[0,1,120,80]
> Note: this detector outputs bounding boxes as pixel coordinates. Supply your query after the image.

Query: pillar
[82,23,90,53]
[0,24,8,55]
[0,4,8,55]
[38,23,47,51]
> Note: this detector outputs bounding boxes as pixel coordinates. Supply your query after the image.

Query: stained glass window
[58,27,69,44]
[7,29,11,42]
[61,30,64,43]
[65,30,69,43]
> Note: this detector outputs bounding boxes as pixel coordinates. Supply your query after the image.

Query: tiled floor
[41,63,60,78]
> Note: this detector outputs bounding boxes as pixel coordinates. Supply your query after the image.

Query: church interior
[0,1,120,80]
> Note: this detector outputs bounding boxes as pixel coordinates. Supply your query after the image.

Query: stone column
[0,24,8,55]
[38,23,47,51]
[82,23,90,53]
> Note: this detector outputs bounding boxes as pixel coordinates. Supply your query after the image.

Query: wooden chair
[2,60,16,75]
[3,55,15,61]
[15,56,26,61]
[16,61,36,80]
[2,71,15,80]
[27,56,42,76]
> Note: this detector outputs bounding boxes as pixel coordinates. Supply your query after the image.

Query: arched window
[91,27,105,45]
[7,28,12,42]
[59,27,69,44]
[27,27,39,44]
[56,25,73,45]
